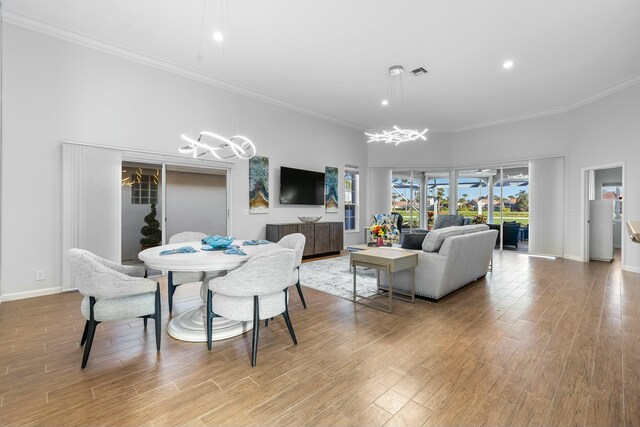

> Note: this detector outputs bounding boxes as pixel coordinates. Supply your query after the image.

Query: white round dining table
[139,240,281,342]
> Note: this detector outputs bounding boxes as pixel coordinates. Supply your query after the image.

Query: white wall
[564,87,640,266]
[0,24,368,299]
[369,167,393,218]
[451,85,640,270]
[367,83,640,271]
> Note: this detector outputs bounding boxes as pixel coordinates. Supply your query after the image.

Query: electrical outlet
[35,270,45,281]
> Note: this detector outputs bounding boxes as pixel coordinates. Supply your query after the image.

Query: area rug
[299,255,379,300]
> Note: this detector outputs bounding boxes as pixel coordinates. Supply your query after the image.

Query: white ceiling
[4,0,640,131]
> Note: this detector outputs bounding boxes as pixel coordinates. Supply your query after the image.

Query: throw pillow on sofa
[401,233,428,249]
[422,226,463,252]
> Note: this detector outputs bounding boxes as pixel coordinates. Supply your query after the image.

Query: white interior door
[165,168,228,239]
[589,200,614,261]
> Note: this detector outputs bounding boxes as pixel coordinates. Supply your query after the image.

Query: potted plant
[140,203,162,249]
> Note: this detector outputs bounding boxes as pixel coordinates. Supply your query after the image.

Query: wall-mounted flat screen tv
[280,166,325,205]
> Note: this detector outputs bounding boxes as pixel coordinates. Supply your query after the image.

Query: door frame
[121,154,232,248]
[580,162,625,264]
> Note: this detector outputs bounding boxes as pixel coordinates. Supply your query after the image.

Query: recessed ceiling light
[503,60,514,69]
[212,31,224,42]
[381,100,389,106]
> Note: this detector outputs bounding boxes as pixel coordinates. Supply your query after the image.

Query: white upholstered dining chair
[277,233,307,308]
[167,231,207,315]
[66,248,161,368]
[205,248,298,366]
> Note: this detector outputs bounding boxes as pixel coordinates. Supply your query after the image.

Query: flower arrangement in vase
[471,215,487,224]
[370,224,390,247]
[427,211,435,229]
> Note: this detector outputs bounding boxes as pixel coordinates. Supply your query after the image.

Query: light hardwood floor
[1,250,639,426]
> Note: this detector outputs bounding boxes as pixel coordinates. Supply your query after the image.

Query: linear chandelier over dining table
[179,131,257,160]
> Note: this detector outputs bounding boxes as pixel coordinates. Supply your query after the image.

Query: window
[602,185,623,220]
[131,174,159,205]
[344,168,359,231]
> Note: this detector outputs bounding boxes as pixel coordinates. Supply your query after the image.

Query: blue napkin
[223,245,247,256]
[242,239,271,246]
[159,246,198,256]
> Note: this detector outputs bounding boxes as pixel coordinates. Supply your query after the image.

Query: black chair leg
[294,267,307,309]
[282,310,297,345]
[168,271,176,315]
[251,296,260,367]
[154,284,161,352]
[81,297,99,369]
[264,319,269,327]
[80,320,89,346]
[206,289,213,350]
[143,317,148,328]
[81,320,98,369]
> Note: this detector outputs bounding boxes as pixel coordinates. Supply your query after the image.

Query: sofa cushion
[461,224,490,234]
[401,233,428,249]
[422,226,463,252]
[433,214,465,229]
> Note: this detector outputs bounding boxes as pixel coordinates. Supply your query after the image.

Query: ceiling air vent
[410,67,428,76]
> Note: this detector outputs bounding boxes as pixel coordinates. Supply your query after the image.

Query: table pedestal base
[167,306,252,342]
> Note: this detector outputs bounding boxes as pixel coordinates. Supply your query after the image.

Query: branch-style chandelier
[365,65,428,145]
[365,126,428,146]
[180,132,256,160]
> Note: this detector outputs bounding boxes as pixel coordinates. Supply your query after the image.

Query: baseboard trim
[622,264,640,273]
[562,254,584,262]
[0,286,63,302]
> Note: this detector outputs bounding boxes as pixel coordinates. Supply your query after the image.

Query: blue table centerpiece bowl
[201,235,235,249]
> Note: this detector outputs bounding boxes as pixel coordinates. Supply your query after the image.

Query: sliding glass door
[456,170,492,223]
[391,173,421,230]
[487,165,529,251]
[121,162,163,263]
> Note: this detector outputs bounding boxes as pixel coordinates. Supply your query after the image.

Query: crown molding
[3,10,640,135]
[451,74,640,133]
[1,10,368,132]
[362,73,640,134]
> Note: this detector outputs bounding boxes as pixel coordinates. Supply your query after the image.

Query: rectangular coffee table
[350,247,418,313]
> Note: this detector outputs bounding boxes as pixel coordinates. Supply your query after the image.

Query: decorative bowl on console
[298,216,322,223]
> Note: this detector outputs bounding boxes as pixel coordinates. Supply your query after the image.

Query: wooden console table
[350,247,417,313]
[266,222,343,258]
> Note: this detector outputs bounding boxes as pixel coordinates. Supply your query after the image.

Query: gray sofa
[381,224,497,300]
